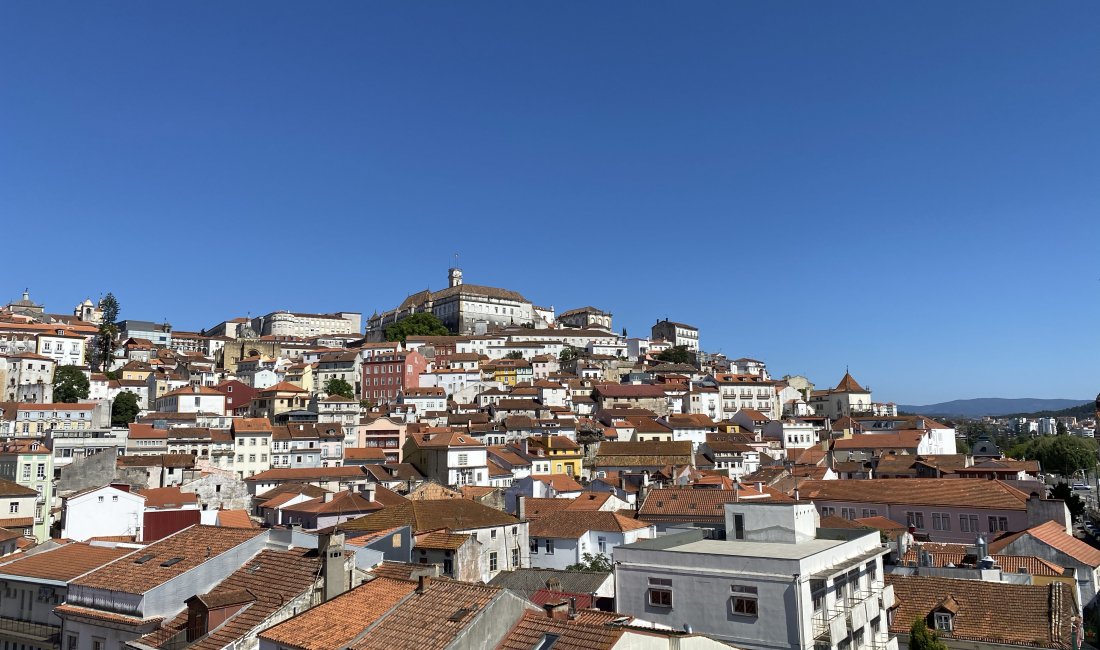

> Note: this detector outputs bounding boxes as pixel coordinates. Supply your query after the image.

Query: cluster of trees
[566,552,613,573]
[323,377,355,399]
[1007,435,1099,476]
[384,313,449,344]
[654,345,695,365]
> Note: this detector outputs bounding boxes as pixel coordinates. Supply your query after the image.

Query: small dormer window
[934,612,953,632]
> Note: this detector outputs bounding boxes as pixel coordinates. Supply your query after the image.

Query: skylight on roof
[133,554,155,564]
[159,557,184,567]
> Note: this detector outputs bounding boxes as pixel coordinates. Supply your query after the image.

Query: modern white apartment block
[615,501,894,650]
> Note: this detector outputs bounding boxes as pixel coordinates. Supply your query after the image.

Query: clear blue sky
[2,2,1097,404]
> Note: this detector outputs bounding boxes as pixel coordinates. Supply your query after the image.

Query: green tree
[504,351,524,360]
[94,293,121,372]
[384,313,449,344]
[909,618,948,650]
[1057,421,1069,436]
[111,391,140,427]
[559,346,579,363]
[566,553,614,573]
[956,438,970,455]
[324,377,355,399]
[1011,436,1098,476]
[53,366,90,403]
[1050,482,1087,519]
[655,345,695,365]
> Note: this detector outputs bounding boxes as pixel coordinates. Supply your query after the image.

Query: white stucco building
[615,501,893,650]
[529,510,655,571]
[61,485,146,541]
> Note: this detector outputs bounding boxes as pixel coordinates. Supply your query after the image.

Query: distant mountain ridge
[897,398,1091,418]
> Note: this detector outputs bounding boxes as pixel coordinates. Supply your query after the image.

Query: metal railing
[0,616,61,644]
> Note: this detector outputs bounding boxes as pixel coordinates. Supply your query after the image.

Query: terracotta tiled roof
[258,382,309,394]
[415,531,471,551]
[899,549,1065,576]
[0,478,37,497]
[215,510,258,529]
[341,499,519,534]
[799,479,1032,511]
[255,482,329,505]
[529,511,651,539]
[638,486,790,523]
[834,372,867,393]
[532,474,584,493]
[259,577,417,650]
[141,548,323,650]
[54,604,162,626]
[833,432,923,451]
[594,440,693,468]
[72,525,265,594]
[886,575,1075,648]
[498,610,622,650]
[231,418,273,433]
[350,578,502,650]
[284,491,383,516]
[0,542,133,581]
[407,430,484,449]
[368,561,428,582]
[989,520,1100,567]
[522,498,573,520]
[853,515,907,533]
[139,487,199,509]
[344,447,386,461]
[568,492,613,511]
[246,466,367,483]
[595,384,671,398]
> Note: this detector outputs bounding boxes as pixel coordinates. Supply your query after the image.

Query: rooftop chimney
[418,575,430,594]
[543,600,570,620]
[517,495,526,521]
[319,532,349,602]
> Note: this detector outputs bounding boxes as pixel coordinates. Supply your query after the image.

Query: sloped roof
[834,372,868,393]
[532,474,584,493]
[259,577,417,650]
[349,578,502,650]
[0,542,133,581]
[341,499,519,534]
[488,569,611,600]
[72,525,265,594]
[139,548,322,650]
[885,575,1075,648]
[638,485,790,523]
[989,520,1100,567]
[215,510,258,529]
[139,487,199,509]
[899,549,1064,576]
[498,610,622,650]
[799,479,1032,511]
[529,511,651,539]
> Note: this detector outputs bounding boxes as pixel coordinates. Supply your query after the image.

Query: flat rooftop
[671,537,846,560]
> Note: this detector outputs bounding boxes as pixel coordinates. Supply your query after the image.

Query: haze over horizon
[2,2,1097,404]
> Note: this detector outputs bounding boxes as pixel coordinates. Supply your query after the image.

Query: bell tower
[448,266,463,288]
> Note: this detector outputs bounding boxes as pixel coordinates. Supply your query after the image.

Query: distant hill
[897,398,1091,418]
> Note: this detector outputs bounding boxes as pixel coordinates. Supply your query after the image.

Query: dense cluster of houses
[0,280,1095,650]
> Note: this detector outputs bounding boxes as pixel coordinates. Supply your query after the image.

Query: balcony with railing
[0,616,61,646]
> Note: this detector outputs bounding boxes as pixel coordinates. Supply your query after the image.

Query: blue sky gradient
[1,2,1097,404]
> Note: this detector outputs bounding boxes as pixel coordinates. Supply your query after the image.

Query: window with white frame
[934,612,953,632]
[730,585,758,617]
[932,513,951,531]
[647,577,673,608]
